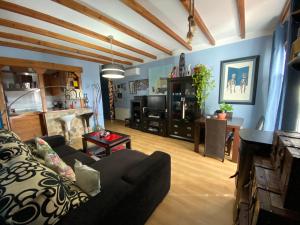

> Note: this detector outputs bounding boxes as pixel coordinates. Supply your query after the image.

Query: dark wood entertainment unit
[129,95,167,137]
[129,77,198,140]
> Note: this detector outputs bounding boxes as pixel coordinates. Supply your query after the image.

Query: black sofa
[37,135,171,225]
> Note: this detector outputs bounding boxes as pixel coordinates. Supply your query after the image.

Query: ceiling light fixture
[102,35,125,79]
[186,0,195,44]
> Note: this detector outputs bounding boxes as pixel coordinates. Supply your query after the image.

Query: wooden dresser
[235,129,300,225]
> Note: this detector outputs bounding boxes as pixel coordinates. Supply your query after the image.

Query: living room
[0,0,299,225]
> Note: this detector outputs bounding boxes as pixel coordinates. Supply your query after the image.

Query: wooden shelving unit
[291,9,300,22]
[288,56,300,70]
[282,0,300,130]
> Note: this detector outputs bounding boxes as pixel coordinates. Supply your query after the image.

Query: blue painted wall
[115,36,273,128]
[0,46,104,127]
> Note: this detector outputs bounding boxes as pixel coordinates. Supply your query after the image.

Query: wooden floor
[74,120,237,225]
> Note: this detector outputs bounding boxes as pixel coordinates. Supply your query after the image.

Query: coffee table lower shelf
[82,131,131,157]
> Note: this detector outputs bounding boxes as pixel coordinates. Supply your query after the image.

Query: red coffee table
[82,130,131,156]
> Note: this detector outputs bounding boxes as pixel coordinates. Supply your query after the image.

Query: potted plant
[192,64,215,115]
[218,102,234,119]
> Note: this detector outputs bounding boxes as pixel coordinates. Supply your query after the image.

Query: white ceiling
[0,0,285,66]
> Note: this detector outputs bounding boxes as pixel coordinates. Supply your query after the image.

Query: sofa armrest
[41,135,66,148]
[122,151,171,185]
[25,135,66,149]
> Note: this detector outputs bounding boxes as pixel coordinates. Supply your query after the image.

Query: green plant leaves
[192,64,215,108]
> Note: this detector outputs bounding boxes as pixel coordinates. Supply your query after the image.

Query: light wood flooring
[73,120,237,225]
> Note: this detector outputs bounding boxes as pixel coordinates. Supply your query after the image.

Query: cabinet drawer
[181,130,193,139]
[171,122,180,129]
[171,130,180,136]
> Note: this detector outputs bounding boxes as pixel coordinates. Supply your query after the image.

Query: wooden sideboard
[10,112,46,140]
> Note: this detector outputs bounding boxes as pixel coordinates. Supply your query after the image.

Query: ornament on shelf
[179,53,186,77]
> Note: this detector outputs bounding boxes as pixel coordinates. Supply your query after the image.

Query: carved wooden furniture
[194,117,244,162]
[204,118,227,162]
[235,129,300,225]
[167,77,198,141]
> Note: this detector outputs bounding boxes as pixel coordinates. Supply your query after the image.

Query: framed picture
[129,81,136,94]
[219,55,259,105]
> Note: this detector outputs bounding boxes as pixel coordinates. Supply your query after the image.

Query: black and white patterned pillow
[0,129,33,164]
[0,130,89,225]
[0,154,89,225]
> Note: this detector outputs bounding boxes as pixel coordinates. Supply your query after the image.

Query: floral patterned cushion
[35,137,76,182]
[35,137,56,158]
[44,153,76,182]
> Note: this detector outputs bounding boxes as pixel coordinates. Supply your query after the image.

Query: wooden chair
[204,118,227,162]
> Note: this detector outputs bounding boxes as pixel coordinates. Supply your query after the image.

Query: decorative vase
[217,112,226,120]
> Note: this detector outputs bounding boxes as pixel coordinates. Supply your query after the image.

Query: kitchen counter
[9,111,43,117]
[45,108,93,138]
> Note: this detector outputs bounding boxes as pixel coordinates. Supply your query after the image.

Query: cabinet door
[183,81,197,122]
[169,80,183,121]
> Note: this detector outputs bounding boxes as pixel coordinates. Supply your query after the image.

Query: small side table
[82,130,131,156]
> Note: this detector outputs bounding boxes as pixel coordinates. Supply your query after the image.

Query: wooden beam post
[0,18,143,63]
[0,32,132,65]
[236,0,245,39]
[51,0,172,55]
[0,69,9,129]
[0,41,111,65]
[121,0,192,50]
[34,68,47,112]
[0,0,155,59]
[280,0,291,24]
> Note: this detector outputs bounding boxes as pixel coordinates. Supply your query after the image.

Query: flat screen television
[147,95,166,110]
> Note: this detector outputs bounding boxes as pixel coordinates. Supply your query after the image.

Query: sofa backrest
[0,129,89,225]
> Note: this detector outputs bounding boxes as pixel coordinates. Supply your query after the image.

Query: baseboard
[115,107,130,121]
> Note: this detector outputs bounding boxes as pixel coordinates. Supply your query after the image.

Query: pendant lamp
[102,35,125,79]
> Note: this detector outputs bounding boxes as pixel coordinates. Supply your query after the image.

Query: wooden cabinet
[130,96,146,130]
[10,112,46,141]
[167,77,198,141]
[235,130,300,225]
[44,71,66,96]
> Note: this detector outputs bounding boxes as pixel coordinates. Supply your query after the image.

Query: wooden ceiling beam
[0,41,111,64]
[52,0,172,55]
[0,0,154,59]
[236,0,245,39]
[0,31,132,65]
[0,56,82,72]
[180,0,215,45]
[0,18,143,63]
[280,0,290,24]
[121,0,192,51]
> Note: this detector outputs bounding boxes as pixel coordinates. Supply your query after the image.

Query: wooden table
[82,130,131,156]
[194,117,244,163]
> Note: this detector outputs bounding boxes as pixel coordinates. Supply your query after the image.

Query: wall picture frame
[129,81,136,94]
[219,55,259,105]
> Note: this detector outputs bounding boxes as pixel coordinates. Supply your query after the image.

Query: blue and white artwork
[219,56,259,104]
[227,66,249,94]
